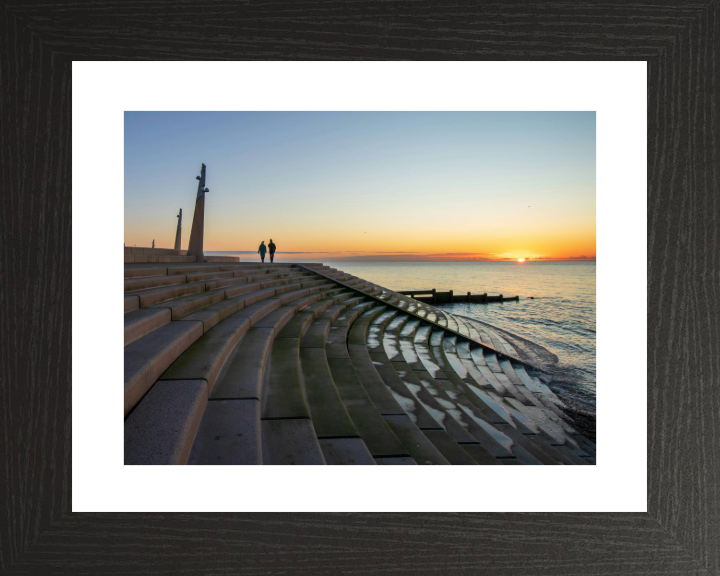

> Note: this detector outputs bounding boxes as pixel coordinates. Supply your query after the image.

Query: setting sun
[518,258,526,263]
[124,112,596,260]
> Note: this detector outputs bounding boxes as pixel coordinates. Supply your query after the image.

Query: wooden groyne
[398,289,519,304]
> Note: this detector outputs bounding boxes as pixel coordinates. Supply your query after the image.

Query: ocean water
[323,261,596,410]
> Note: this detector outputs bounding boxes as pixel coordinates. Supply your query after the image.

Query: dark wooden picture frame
[2,3,717,574]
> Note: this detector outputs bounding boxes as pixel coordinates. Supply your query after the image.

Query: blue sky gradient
[125,112,595,260]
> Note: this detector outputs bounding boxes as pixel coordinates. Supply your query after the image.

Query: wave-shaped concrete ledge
[124,261,596,465]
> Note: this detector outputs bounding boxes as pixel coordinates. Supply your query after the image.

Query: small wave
[554,391,596,409]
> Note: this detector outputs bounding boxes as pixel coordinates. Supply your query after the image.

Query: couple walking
[258,239,277,263]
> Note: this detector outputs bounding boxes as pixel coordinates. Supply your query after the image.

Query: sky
[124,112,595,261]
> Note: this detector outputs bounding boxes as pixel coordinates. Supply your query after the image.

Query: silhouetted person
[268,239,277,263]
[258,241,267,263]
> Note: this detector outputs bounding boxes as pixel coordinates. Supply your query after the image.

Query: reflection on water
[323,261,596,407]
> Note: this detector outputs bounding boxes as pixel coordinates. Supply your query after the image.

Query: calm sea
[322,261,596,410]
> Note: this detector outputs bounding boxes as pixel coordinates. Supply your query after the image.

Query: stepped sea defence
[123,164,596,464]
[124,259,595,465]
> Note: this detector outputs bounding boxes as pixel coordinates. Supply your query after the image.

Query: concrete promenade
[124,258,596,465]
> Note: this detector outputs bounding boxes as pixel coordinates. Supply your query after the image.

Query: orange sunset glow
[125,112,595,261]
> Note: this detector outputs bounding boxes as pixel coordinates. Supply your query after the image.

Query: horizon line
[204,251,596,262]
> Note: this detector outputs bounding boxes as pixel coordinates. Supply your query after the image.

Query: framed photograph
[3,3,717,574]
[121,109,599,472]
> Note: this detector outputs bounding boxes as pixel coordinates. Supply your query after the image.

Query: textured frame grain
[1,1,718,574]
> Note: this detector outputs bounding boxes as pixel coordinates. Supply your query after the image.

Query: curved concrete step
[124,262,593,465]
[453,317,472,338]
[150,289,226,320]
[573,434,596,457]
[418,324,568,462]
[184,270,235,283]
[461,341,531,404]
[369,352,445,432]
[165,265,222,276]
[209,332,274,401]
[375,457,417,465]
[420,429,482,465]
[125,308,171,346]
[299,301,376,463]
[350,309,457,464]
[174,276,332,337]
[369,317,491,464]
[126,278,236,312]
[497,357,567,416]
[474,324,515,356]
[348,305,387,346]
[392,332,523,462]
[261,419,326,466]
[368,308,564,464]
[381,314,410,362]
[399,318,421,340]
[126,290,338,464]
[159,316,251,394]
[318,438,376,465]
[380,415,450,465]
[188,399,262,465]
[176,286,340,465]
[124,320,204,417]
[322,302,409,459]
[301,297,356,349]
[125,379,207,465]
[326,357,409,459]
[125,295,140,313]
[300,347,360,439]
[131,281,209,309]
[347,308,417,418]
[440,311,459,332]
[262,336,309,421]
[528,372,569,409]
[511,364,567,410]
[124,274,186,293]
[175,296,247,334]
[409,367,517,461]
[459,340,582,452]
[438,339,539,427]
[366,309,398,352]
[426,342,575,464]
[325,301,375,359]
[427,367,563,464]
[466,344,512,396]
[124,266,169,279]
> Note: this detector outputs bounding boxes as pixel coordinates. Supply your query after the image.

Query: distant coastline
[205,251,596,263]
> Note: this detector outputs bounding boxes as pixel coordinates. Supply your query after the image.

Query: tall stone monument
[174,208,182,250]
[187,163,209,263]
